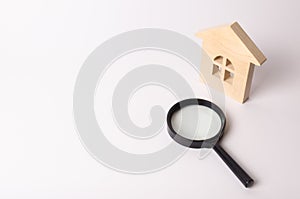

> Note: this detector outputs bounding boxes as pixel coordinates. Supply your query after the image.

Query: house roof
[196,22,266,66]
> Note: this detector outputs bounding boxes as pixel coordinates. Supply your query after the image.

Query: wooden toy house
[196,22,266,103]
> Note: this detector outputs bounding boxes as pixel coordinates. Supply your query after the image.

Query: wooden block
[196,22,266,103]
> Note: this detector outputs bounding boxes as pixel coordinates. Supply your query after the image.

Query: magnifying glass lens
[171,105,222,141]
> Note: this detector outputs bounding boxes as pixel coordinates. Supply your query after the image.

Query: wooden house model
[196,22,266,103]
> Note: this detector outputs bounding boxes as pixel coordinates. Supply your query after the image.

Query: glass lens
[171,105,222,140]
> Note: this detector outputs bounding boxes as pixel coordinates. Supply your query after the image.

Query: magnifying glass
[167,98,254,188]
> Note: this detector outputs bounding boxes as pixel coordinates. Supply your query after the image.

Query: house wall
[200,42,253,103]
[227,58,252,102]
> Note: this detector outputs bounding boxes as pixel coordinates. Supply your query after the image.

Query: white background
[1,0,300,198]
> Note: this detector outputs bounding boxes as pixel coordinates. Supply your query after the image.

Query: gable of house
[196,22,266,67]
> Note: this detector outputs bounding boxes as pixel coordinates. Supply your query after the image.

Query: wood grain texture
[196,22,266,103]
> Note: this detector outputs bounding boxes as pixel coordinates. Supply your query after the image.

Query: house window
[213,56,235,84]
[212,64,222,76]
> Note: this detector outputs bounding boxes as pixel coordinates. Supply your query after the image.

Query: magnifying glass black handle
[213,144,254,188]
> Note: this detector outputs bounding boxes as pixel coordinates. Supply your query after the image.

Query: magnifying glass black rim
[167,98,226,149]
